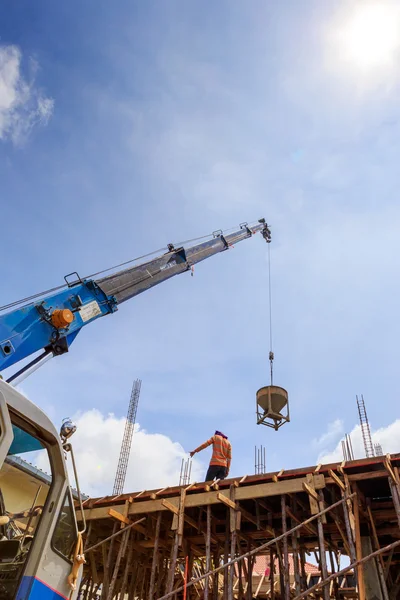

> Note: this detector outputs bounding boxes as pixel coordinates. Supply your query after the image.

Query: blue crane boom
[0,219,271,382]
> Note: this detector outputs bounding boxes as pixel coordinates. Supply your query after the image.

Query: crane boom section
[0,220,270,376]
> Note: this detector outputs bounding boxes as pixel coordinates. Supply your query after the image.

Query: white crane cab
[0,379,82,600]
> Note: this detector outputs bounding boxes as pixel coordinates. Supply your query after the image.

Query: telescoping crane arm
[0,219,271,383]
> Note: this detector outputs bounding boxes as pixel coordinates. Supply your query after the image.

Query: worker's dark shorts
[205,465,227,482]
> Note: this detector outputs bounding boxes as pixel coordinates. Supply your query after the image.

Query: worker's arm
[190,436,214,457]
[226,443,232,475]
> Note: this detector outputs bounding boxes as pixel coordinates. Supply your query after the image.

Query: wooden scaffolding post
[119,531,135,599]
[204,505,211,600]
[317,491,330,600]
[280,495,290,600]
[366,505,390,600]
[106,528,130,600]
[223,514,229,600]
[149,511,162,600]
[290,497,301,595]
[228,485,238,600]
[269,548,275,600]
[352,485,366,600]
[101,542,109,599]
[246,539,254,600]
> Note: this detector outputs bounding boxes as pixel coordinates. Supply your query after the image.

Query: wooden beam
[328,470,346,492]
[108,508,131,525]
[178,488,186,545]
[303,482,319,503]
[161,499,179,515]
[80,474,326,520]
[217,493,236,510]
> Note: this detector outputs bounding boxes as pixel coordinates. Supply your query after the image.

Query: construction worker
[190,430,232,481]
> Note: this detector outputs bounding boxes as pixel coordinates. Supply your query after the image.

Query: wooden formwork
[76,453,400,599]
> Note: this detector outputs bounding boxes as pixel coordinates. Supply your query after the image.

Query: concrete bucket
[256,385,289,430]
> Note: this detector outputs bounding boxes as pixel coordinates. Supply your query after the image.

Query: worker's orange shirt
[195,435,232,469]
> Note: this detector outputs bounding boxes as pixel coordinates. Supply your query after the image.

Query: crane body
[0,218,270,598]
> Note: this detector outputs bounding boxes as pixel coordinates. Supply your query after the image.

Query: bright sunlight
[337,2,400,69]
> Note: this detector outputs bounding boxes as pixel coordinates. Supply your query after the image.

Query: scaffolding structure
[113,379,142,496]
[78,453,400,599]
[356,394,375,459]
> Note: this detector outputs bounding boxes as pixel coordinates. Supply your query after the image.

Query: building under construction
[77,452,400,600]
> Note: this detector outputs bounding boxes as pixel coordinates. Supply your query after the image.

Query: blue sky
[2,0,400,494]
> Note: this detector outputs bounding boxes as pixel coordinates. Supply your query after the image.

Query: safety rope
[68,531,85,595]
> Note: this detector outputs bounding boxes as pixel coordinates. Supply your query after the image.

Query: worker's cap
[215,430,228,439]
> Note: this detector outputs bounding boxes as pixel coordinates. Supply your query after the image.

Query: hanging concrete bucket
[256,385,290,430]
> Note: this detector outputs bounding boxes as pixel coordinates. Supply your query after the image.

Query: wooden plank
[303,477,319,516]
[229,487,237,533]
[161,499,179,515]
[385,454,399,484]
[108,508,131,525]
[133,490,146,500]
[185,482,197,492]
[80,474,326,520]
[326,469,390,483]
[217,493,236,510]
[328,470,346,492]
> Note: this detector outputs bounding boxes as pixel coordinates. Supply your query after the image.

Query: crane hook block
[51,309,74,329]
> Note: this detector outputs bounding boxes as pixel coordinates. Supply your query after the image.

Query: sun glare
[339,2,400,69]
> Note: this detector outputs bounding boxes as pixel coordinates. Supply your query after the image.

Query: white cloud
[59,409,204,498]
[0,44,53,144]
[318,419,400,464]
[313,419,344,449]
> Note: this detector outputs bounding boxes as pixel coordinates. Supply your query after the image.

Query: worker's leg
[217,467,228,480]
[205,465,220,482]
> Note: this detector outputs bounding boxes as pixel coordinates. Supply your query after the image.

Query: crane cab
[0,379,81,599]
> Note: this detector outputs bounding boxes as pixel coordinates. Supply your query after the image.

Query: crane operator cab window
[0,420,53,599]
